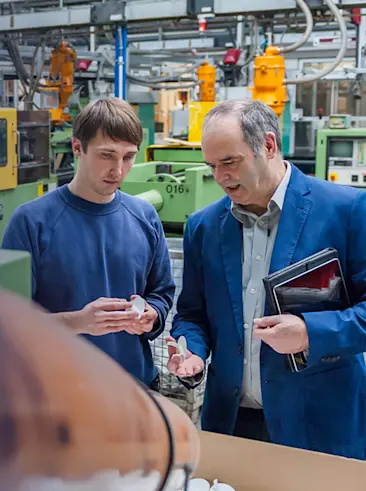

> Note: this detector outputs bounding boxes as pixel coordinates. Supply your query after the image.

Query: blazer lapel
[219,165,313,337]
[269,164,313,274]
[220,204,244,342]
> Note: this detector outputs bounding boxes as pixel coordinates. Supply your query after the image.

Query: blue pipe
[114,27,120,97]
[122,25,128,100]
[114,25,128,99]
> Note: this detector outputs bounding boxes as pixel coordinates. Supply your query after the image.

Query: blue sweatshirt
[1,185,175,386]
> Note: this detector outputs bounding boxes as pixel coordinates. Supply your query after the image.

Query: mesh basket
[150,238,206,425]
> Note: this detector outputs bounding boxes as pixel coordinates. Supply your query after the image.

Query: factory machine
[315,114,366,188]
[121,159,225,235]
[40,40,77,126]
[0,42,84,241]
[0,108,56,239]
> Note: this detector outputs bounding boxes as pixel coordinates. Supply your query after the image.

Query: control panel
[327,137,366,187]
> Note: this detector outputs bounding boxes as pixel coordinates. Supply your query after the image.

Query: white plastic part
[177,336,187,360]
[210,479,236,491]
[166,336,187,365]
[17,469,162,491]
[187,478,211,491]
[129,296,145,319]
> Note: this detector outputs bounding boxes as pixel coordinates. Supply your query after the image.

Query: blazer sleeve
[303,191,366,365]
[170,218,211,363]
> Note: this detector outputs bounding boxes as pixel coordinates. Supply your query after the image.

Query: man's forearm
[50,311,84,334]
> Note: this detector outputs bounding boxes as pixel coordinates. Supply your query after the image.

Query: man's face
[72,130,138,197]
[202,116,276,207]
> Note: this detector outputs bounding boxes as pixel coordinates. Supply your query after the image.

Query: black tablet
[262,248,350,372]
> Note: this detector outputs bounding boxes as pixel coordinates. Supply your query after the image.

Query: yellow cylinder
[251,46,288,117]
[197,60,216,102]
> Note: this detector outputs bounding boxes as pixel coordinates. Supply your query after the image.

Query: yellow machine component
[0,108,17,191]
[188,100,217,143]
[197,60,216,102]
[251,46,288,117]
[188,61,218,143]
[40,41,77,125]
[329,172,338,182]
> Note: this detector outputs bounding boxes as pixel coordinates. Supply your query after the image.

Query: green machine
[315,114,366,188]
[0,249,31,298]
[120,144,224,235]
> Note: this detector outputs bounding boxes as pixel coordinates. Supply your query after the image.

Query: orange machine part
[197,60,216,102]
[45,41,77,124]
[251,46,288,117]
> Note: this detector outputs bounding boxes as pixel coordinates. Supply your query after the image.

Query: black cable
[133,378,175,491]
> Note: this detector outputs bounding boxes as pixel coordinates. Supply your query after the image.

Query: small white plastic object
[210,479,236,491]
[129,296,145,319]
[18,469,163,491]
[167,336,187,365]
[187,477,211,491]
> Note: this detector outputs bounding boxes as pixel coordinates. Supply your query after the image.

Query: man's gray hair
[203,100,282,156]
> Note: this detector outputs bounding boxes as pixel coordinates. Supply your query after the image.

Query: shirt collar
[231,161,292,220]
[270,161,292,211]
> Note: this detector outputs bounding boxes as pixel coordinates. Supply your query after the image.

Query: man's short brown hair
[73,97,143,152]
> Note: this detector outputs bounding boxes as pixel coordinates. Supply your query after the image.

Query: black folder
[263,248,350,372]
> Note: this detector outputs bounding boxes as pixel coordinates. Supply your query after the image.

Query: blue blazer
[171,164,366,459]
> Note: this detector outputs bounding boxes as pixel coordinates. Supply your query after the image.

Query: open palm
[166,336,204,378]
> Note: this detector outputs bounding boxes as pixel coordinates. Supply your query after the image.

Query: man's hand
[125,295,158,335]
[166,336,204,378]
[53,296,159,336]
[76,297,139,335]
[253,314,309,354]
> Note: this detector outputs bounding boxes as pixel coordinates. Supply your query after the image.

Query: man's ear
[72,137,83,157]
[264,132,277,160]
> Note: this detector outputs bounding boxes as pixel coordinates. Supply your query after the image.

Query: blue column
[114,25,128,100]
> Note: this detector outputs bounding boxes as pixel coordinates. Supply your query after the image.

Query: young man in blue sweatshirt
[1,97,175,389]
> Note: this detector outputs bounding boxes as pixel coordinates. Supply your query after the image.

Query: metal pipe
[114,26,120,97]
[118,26,123,98]
[236,15,244,48]
[90,26,95,52]
[279,0,313,53]
[285,0,347,84]
[135,189,164,211]
[122,25,128,100]
[115,25,128,99]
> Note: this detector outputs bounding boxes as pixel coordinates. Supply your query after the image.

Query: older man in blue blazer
[167,99,366,459]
